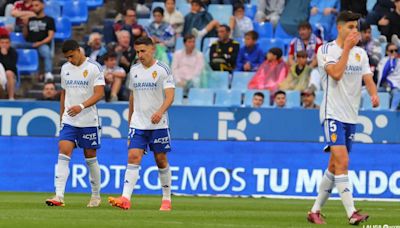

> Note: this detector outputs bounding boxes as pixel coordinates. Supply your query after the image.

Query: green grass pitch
[0,192,398,228]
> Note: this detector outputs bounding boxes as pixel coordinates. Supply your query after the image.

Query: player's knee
[128,151,142,164]
[84,149,97,158]
[335,159,349,172]
[154,154,168,168]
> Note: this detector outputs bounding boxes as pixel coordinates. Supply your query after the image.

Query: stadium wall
[0,137,399,201]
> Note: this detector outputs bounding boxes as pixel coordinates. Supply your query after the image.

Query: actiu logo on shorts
[82,133,97,141]
[153,136,169,144]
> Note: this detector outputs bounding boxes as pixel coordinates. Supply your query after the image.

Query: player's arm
[67,85,104,117]
[128,92,134,126]
[363,74,380,108]
[59,89,65,123]
[151,88,174,124]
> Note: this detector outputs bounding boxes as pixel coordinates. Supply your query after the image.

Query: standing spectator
[252,92,265,108]
[172,34,204,92]
[288,21,323,68]
[0,35,17,100]
[23,0,55,81]
[378,0,400,42]
[40,81,59,101]
[147,7,175,51]
[255,0,285,26]
[164,0,184,36]
[229,3,254,39]
[279,50,311,91]
[248,47,288,92]
[209,24,240,72]
[113,8,145,46]
[235,31,264,72]
[301,87,319,109]
[84,32,107,63]
[114,30,135,73]
[183,0,219,38]
[11,0,35,32]
[273,90,286,108]
[103,52,126,102]
[359,22,382,69]
[340,0,368,17]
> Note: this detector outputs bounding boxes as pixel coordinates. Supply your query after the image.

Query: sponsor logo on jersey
[331,133,337,143]
[355,53,361,62]
[83,69,88,78]
[132,82,157,90]
[65,80,89,87]
[345,65,362,74]
[152,71,157,79]
[154,136,169,144]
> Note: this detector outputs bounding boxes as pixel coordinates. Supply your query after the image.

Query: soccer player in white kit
[45,40,105,207]
[108,37,175,211]
[307,11,380,225]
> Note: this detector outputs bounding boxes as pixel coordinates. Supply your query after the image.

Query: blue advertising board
[0,101,399,143]
[0,137,399,200]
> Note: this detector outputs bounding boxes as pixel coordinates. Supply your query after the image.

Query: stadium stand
[188,88,214,106]
[62,0,88,25]
[17,49,39,74]
[54,17,72,41]
[208,4,233,25]
[214,89,242,106]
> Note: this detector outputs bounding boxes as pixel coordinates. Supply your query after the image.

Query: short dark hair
[253,92,264,99]
[298,21,312,30]
[0,34,9,40]
[153,6,164,16]
[274,90,286,98]
[219,24,231,33]
[336,11,361,24]
[103,52,117,61]
[296,50,307,58]
[123,7,136,16]
[134,36,154,46]
[191,0,202,6]
[62,40,80,53]
[268,47,283,59]
[32,0,44,2]
[359,20,371,32]
[233,3,244,12]
[183,34,195,43]
[245,30,259,41]
[44,81,56,88]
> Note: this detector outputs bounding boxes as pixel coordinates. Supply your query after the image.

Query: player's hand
[151,111,163,124]
[371,94,380,108]
[67,105,83,117]
[343,31,360,51]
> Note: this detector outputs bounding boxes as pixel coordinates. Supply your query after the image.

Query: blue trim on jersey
[324,72,329,121]
[157,62,171,75]
[88,59,103,71]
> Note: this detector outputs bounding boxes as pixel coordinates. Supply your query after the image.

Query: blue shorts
[128,128,171,153]
[59,124,101,149]
[322,119,355,152]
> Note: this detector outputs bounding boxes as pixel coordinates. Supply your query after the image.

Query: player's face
[135,44,155,66]
[64,49,83,66]
[274,94,286,108]
[338,21,358,40]
[252,95,264,108]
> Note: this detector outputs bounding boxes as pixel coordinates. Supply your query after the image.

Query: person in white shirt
[45,40,105,208]
[307,11,379,225]
[108,37,175,211]
[164,0,184,36]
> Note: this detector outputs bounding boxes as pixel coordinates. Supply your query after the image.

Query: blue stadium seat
[362,92,390,110]
[188,88,214,106]
[208,4,233,25]
[202,37,218,61]
[208,71,230,89]
[86,0,104,10]
[285,90,301,108]
[174,87,184,105]
[391,92,400,111]
[215,89,242,106]
[17,49,39,74]
[177,3,190,16]
[274,23,294,46]
[62,0,88,25]
[45,1,61,18]
[231,71,254,91]
[253,22,273,39]
[258,38,285,55]
[367,0,377,12]
[371,25,380,39]
[54,17,72,41]
[244,90,270,107]
[10,32,29,48]
[137,18,151,28]
[315,90,324,106]
[151,2,165,11]
[244,4,257,20]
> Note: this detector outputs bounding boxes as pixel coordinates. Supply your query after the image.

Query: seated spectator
[309,0,339,40]
[172,34,204,92]
[113,8,145,46]
[147,7,175,51]
[0,35,17,100]
[114,30,135,73]
[84,32,107,63]
[366,0,394,26]
[273,90,286,108]
[164,0,184,36]
[11,0,35,32]
[183,0,219,38]
[255,0,285,26]
[103,52,126,102]
[359,22,382,70]
[340,0,367,17]
[252,92,265,108]
[235,31,264,72]
[248,47,288,92]
[378,0,400,42]
[23,0,55,81]
[301,87,319,109]
[39,81,59,101]
[279,50,311,91]
[377,43,400,93]
[209,24,240,72]
[229,3,253,39]
[288,21,323,68]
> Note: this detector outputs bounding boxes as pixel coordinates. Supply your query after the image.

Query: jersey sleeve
[317,44,337,70]
[93,66,105,86]
[361,50,373,76]
[163,67,175,89]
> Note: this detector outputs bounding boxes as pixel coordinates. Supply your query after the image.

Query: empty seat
[10,32,29,48]
[253,22,273,39]
[231,71,254,91]
[86,0,104,10]
[177,3,190,16]
[258,38,285,55]
[207,71,230,89]
[215,89,242,106]
[274,23,294,47]
[54,17,72,41]
[285,90,301,108]
[244,4,257,20]
[17,49,39,74]
[244,90,270,107]
[208,4,232,25]
[367,0,377,11]
[62,0,88,25]
[188,88,214,106]
[45,1,61,18]
[173,87,184,105]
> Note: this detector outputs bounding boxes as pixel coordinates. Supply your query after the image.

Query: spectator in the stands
[273,90,286,108]
[172,34,204,92]
[23,0,55,82]
[309,0,339,40]
[39,81,59,101]
[378,0,400,42]
[103,52,126,102]
[0,35,17,100]
[377,43,400,93]
[366,0,394,26]
[84,32,107,63]
[301,87,319,109]
[279,50,311,91]
[248,47,288,92]
[113,8,145,46]
[229,3,253,39]
[183,0,219,38]
[164,0,184,36]
[147,7,175,51]
[252,92,265,108]
[288,21,322,68]
[255,0,285,26]
[235,30,264,72]
[11,0,34,32]
[209,24,240,72]
[340,0,368,17]
[114,30,135,73]
[359,21,382,69]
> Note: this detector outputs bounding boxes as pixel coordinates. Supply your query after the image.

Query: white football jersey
[128,60,175,130]
[61,58,105,127]
[318,41,372,124]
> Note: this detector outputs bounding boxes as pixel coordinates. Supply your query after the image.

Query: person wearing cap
[301,87,319,109]
[279,50,311,91]
[84,32,107,63]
